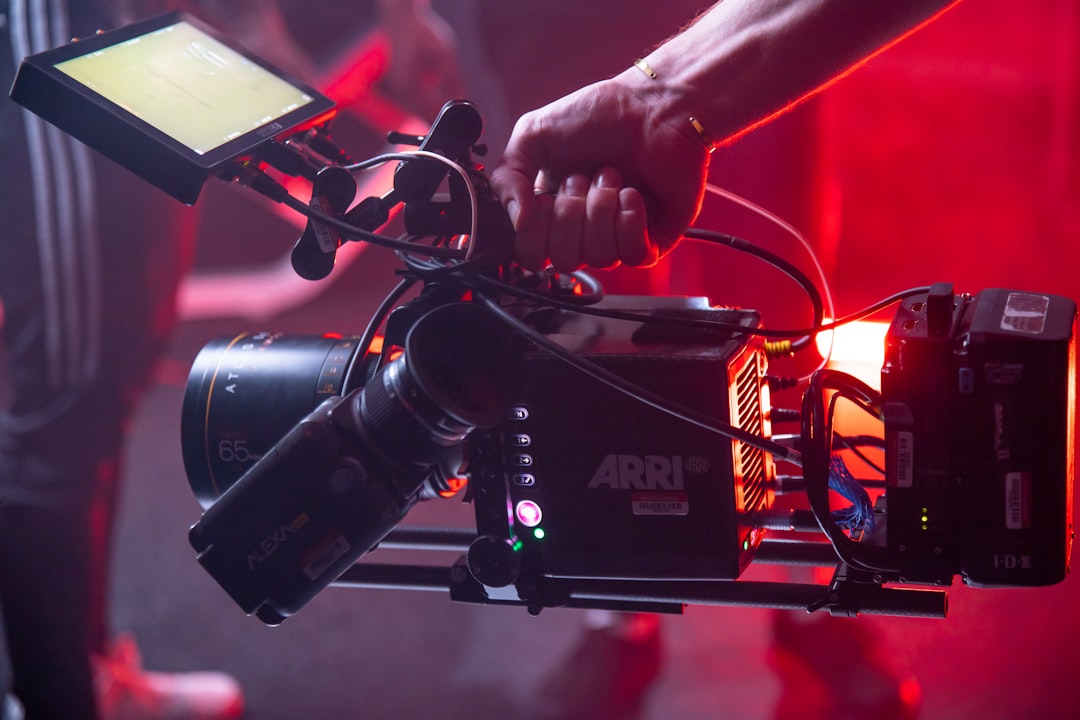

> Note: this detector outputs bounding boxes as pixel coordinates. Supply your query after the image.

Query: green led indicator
[533,527,546,540]
[742,539,750,551]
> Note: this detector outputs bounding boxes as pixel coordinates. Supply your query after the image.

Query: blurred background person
[0,1,472,717]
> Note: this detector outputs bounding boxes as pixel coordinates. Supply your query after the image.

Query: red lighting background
[476,1,1080,718]
[176,1,1079,718]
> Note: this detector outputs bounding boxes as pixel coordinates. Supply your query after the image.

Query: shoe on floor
[94,634,244,720]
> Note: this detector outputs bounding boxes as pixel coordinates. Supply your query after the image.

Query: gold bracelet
[632,58,657,80]
[688,116,717,154]
[631,59,716,154]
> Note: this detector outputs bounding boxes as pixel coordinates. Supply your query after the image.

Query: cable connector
[767,375,800,392]
[770,408,801,424]
[233,163,290,204]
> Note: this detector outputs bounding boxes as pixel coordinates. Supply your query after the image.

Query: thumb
[489,161,536,232]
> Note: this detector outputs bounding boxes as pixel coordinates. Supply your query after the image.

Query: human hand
[490,71,712,272]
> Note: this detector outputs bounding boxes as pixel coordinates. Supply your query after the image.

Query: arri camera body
[11,12,1075,626]
[477,296,772,585]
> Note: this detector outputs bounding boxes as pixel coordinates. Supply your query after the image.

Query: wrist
[616,61,718,158]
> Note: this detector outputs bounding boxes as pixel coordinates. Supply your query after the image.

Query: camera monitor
[9,11,336,204]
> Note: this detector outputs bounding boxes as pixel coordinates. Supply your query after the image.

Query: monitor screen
[10,12,337,203]
[55,20,317,156]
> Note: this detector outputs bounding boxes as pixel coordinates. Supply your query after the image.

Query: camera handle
[393,100,484,204]
[291,100,499,280]
[291,166,357,280]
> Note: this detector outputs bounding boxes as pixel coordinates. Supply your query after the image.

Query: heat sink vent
[733,351,769,513]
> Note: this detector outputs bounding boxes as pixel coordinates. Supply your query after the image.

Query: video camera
[11,12,1075,627]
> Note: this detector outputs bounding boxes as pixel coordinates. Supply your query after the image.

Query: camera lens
[181,333,369,507]
[185,302,519,623]
[359,302,517,468]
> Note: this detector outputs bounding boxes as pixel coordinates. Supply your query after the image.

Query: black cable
[259,161,925,345]
[466,268,930,342]
[835,434,886,450]
[562,268,605,304]
[684,228,824,350]
[469,271,784,335]
[824,392,877,534]
[801,369,896,573]
[341,275,419,393]
[400,245,486,278]
[245,160,924,340]
[244,149,928,577]
[826,286,931,328]
[234,164,464,259]
[475,267,606,306]
[476,294,803,466]
[834,434,886,476]
[281,193,467,258]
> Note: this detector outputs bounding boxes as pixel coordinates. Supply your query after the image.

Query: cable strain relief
[763,339,794,359]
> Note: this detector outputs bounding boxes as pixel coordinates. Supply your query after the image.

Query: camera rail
[333,527,948,619]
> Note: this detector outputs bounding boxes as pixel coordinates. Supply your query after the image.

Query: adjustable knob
[467,535,520,588]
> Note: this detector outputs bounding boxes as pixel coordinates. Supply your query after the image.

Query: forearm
[623,0,962,147]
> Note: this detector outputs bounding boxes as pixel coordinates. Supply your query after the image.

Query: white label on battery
[894,431,914,488]
[1005,471,1032,530]
[1001,292,1049,334]
[632,492,689,516]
